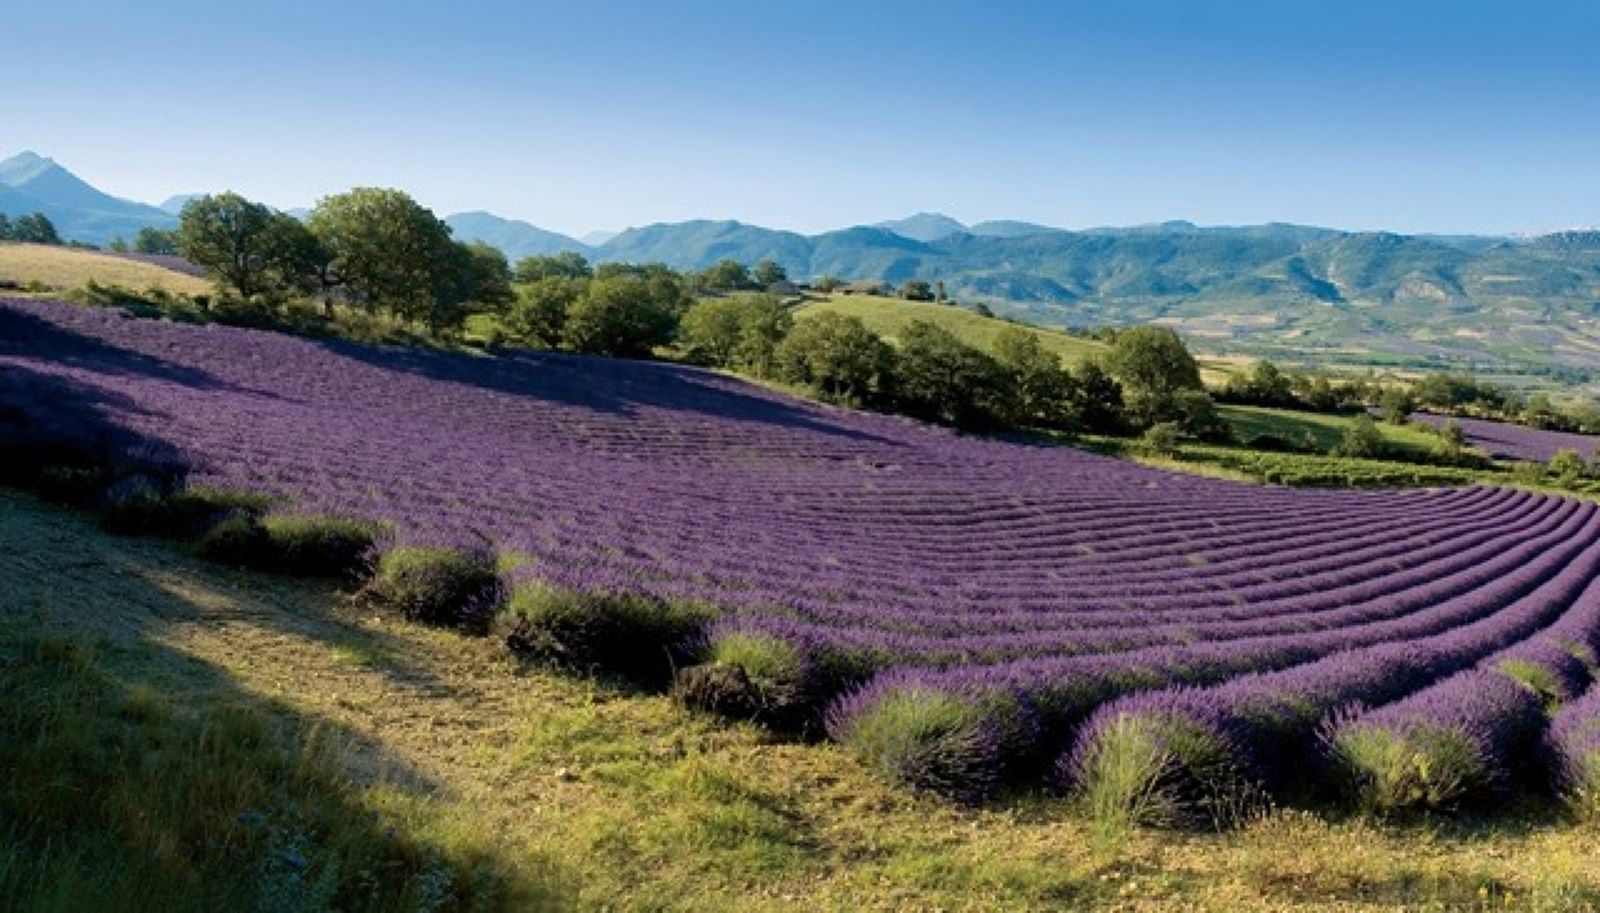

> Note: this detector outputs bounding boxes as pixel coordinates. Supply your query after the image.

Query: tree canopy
[774,312,894,405]
[177,193,296,299]
[893,320,1009,430]
[515,251,592,283]
[5,212,61,245]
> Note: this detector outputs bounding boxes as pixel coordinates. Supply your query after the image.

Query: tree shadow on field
[0,302,279,399]
[315,335,908,448]
[0,489,574,912]
[0,346,568,910]
[0,354,479,700]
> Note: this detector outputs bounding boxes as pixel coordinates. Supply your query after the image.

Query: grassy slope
[0,242,212,296]
[797,293,1239,383]
[1218,404,1443,456]
[4,489,1598,912]
[798,294,1109,361]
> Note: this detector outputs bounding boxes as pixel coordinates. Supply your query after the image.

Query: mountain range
[6,150,1600,378]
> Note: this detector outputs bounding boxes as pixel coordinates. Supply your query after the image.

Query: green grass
[1217,404,1445,457]
[798,294,1241,382]
[799,294,1107,362]
[4,489,1600,909]
[1076,434,1486,488]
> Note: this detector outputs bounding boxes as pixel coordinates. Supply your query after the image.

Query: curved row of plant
[9,425,1598,829]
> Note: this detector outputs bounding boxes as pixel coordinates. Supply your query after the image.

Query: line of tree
[499,254,690,358]
[108,227,180,255]
[1215,359,1376,413]
[693,258,790,293]
[1215,356,1600,439]
[492,255,1229,438]
[0,212,61,245]
[176,189,513,334]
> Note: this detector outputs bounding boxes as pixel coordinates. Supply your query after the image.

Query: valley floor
[3,489,1598,911]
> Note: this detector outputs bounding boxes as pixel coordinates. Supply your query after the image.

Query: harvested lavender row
[9,296,1600,812]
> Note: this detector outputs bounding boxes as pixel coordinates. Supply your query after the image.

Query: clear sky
[5,0,1597,237]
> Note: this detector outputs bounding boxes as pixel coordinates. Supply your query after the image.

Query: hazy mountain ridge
[0,152,176,243]
[8,150,1600,374]
[442,211,586,258]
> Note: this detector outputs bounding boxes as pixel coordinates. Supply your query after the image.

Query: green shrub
[676,631,836,727]
[32,464,113,507]
[101,484,269,538]
[709,632,809,708]
[1140,422,1182,457]
[195,514,272,565]
[672,663,765,719]
[834,688,1006,803]
[260,515,378,578]
[1549,448,1587,481]
[501,583,714,684]
[368,547,503,632]
[1334,414,1384,459]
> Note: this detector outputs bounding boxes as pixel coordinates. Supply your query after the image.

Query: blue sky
[6,0,1597,236]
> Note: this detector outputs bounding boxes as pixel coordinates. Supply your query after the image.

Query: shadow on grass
[0,491,572,912]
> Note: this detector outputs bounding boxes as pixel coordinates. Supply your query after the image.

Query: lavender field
[1410,411,1600,462]
[5,296,1600,816]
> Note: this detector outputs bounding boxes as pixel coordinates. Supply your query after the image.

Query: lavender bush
[1550,686,1600,819]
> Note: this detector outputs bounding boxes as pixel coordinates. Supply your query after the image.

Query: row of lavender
[1409,412,1600,463]
[3,296,1598,819]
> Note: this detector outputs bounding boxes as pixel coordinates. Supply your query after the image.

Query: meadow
[0,241,212,297]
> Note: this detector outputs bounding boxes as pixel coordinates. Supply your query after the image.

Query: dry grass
[3,488,1599,911]
[0,242,211,296]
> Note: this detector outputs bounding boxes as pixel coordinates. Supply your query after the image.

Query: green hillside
[581,219,1600,383]
[1217,404,1441,455]
[797,293,1239,383]
[797,294,1107,360]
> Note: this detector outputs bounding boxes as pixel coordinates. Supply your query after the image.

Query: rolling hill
[797,293,1109,363]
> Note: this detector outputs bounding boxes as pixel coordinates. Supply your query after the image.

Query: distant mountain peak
[0,150,62,186]
[871,212,969,242]
[0,149,177,243]
[443,210,588,259]
[160,193,204,215]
